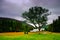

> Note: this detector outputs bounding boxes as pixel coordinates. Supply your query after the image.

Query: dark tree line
[0,17,34,33]
[47,16,60,32]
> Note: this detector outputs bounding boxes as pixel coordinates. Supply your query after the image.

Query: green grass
[0,33,60,40]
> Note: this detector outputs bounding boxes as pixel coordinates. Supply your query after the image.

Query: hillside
[0,17,34,32]
[0,17,23,32]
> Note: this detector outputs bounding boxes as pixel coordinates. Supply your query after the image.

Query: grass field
[0,32,60,40]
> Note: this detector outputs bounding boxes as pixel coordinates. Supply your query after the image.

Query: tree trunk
[24,31,28,34]
[26,31,28,34]
[24,26,28,34]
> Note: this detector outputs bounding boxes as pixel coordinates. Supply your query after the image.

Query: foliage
[0,17,34,32]
[22,6,50,32]
[22,21,34,34]
[47,16,60,32]
[0,17,23,32]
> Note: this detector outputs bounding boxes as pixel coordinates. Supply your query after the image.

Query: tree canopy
[22,6,50,32]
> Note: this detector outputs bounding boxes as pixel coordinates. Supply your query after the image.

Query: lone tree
[22,6,50,33]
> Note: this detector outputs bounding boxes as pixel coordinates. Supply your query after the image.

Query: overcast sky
[0,0,60,24]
